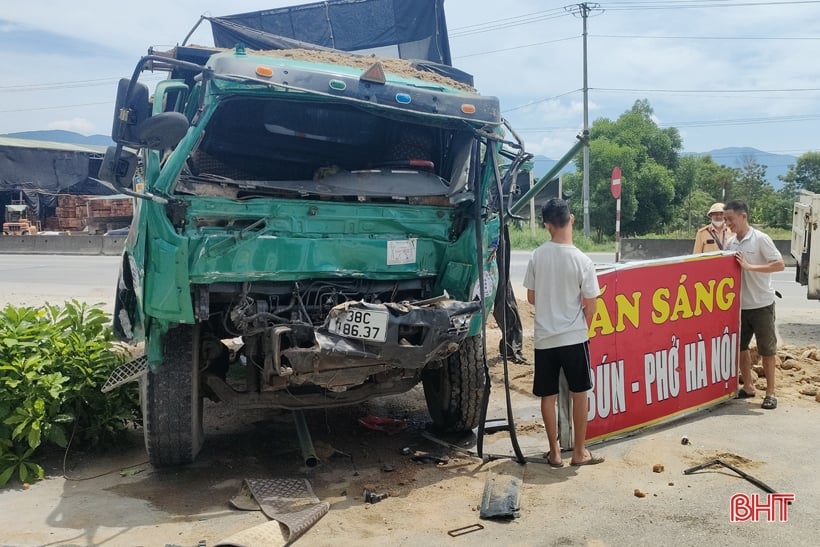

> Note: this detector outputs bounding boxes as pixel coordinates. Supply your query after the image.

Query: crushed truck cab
[100,33,527,466]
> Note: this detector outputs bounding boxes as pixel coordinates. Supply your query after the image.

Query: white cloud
[534,99,589,123]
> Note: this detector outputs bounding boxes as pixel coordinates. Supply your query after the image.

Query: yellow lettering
[671,284,694,321]
[693,280,716,315]
[589,298,615,338]
[652,288,670,324]
[615,291,641,331]
[716,277,736,310]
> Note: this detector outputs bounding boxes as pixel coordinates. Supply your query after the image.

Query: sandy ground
[1,276,819,546]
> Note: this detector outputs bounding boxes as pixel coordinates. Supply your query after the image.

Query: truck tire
[422,334,485,432]
[141,323,204,467]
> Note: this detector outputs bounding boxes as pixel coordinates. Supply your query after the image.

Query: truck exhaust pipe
[293,410,318,468]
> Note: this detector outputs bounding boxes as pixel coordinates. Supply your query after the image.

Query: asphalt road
[0,254,118,311]
[0,250,815,318]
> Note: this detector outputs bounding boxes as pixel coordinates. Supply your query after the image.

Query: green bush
[0,301,139,486]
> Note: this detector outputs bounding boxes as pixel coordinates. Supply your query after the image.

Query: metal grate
[102,355,148,393]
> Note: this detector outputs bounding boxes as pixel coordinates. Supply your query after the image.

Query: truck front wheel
[422,335,485,432]
[141,323,204,466]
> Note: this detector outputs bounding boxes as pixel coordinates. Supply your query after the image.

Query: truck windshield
[176,96,474,200]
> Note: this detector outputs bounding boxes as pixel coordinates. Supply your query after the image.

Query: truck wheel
[422,335,485,432]
[141,323,204,466]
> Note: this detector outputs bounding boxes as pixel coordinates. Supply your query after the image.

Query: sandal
[761,395,777,410]
[736,389,755,399]
[544,452,564,468]
[570,451,605,466]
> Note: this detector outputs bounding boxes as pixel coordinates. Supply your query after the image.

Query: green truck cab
[99,41,527,466]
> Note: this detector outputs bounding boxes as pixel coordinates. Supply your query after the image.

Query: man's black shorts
[739,303,777,356]
[533,341,593,397]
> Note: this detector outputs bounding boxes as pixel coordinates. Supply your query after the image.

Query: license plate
[328,309,389,343]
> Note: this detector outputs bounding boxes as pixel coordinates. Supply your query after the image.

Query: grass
[507,224,612,252]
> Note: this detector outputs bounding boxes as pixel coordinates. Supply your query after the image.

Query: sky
[2,0,820,164]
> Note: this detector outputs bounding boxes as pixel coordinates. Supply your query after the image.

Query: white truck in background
[791,190,820,300]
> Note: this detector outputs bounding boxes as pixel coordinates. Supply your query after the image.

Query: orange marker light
[256,66,274,78]
[461,104,476,114]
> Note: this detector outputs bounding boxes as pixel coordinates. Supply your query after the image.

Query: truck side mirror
[133,112,190,150]
[111,78,152,147]
[98,146,138,187]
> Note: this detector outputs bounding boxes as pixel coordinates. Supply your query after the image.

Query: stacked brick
[50,195,134,233]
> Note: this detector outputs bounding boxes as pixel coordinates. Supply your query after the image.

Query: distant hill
[691,147,797,190]
[531,154,576,181]
[2,130,113,147]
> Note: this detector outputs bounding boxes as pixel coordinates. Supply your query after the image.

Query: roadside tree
[672,155,737,232]
[565,99,681,238]
[779,151,820,194]
[730,158,775,224]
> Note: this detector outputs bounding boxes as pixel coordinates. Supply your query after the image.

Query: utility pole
[566,2,602,238]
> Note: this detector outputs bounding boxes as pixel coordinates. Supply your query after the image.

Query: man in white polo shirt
[723,200,784,410]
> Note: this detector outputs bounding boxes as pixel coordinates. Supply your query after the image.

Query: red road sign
[611,166,622,199]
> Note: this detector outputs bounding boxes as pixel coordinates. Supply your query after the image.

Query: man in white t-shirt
[724,200,784,410]
[523,198,603,467]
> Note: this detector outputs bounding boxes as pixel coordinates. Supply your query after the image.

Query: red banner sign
[585,253,740,441]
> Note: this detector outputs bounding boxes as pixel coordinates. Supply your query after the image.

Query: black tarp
[0,139,114,224]
[0,139,110,192]
[210,0,453,66]
[0,145,91,193]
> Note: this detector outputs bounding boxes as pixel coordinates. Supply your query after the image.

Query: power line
[0,75,165,94]
[0,102,111,113]
[593,86,820,93]
[660,114,820,127]
[513,126,584,132]
[453,31,817,61]
[450,1,820,39]
[448,7,567,32]
[454,36,579,59]
[513,113,820,131]
[449,11,570,38]
[604,0,820,9]
[592,33,820,41]
[0,78,121,92]
[502,89,583,114]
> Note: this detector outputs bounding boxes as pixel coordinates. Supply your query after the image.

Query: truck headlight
[449,313,473,332]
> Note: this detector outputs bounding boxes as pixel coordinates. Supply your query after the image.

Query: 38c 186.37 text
[328,309,388,343]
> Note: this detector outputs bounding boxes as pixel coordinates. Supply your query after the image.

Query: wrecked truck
[98,3,530,467]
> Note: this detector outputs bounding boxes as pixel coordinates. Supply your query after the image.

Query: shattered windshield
[175,96,474,201]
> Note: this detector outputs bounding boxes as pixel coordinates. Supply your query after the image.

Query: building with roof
[0,136,124,233]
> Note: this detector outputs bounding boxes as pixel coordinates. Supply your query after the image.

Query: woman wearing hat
[693,202,734,253]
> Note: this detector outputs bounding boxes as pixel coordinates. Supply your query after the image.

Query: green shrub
[0,301,139,486]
